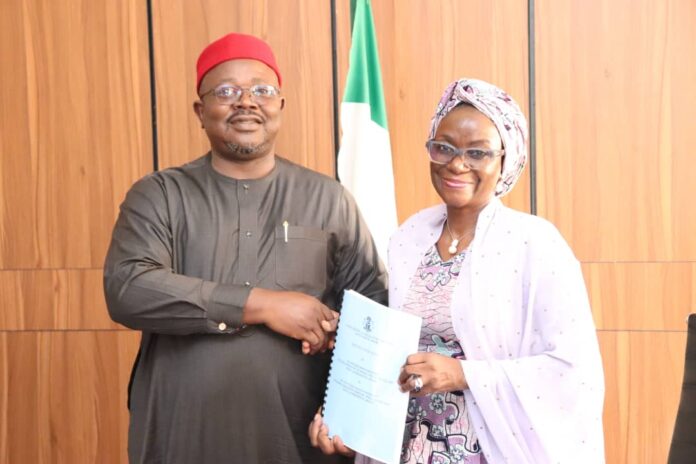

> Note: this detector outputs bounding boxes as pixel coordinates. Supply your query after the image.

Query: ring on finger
[411,374,423,393]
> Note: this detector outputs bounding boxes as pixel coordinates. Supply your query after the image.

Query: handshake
[242,287,340,355]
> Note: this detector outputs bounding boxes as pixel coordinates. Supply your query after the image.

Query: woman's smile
[440,177,475,189]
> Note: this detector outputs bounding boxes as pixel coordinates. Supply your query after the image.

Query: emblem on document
[363,316,373,332]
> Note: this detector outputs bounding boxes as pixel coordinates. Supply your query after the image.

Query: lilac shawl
[380,199,605,463]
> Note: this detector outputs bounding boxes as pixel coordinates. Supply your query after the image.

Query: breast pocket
[274,226,328,297]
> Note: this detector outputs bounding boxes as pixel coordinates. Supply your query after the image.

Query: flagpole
[330,0,341,180]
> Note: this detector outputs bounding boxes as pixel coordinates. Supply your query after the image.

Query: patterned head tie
[429,78,528,197]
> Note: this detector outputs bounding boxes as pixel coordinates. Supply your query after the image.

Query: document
[323,290,422,464]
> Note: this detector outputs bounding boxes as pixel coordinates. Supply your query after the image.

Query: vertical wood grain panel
[584,262,696,331]
[535,0,696,262]
[336,0,530,224]
[537,1,696,461]
[0,331,139,464]
[599,331,686,463]
[0,270,116,331]
[1,1,151,462]
[0,0,153,270]
[151,0,335,176]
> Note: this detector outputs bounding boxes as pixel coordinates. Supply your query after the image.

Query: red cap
[196,33,282,92]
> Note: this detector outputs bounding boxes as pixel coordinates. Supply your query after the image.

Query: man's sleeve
[331,188,389,307]
[103,175,251,335]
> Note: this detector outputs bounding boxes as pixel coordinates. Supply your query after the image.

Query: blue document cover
[323,290,422,464]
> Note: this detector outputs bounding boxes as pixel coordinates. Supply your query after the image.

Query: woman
[310,78,605,463]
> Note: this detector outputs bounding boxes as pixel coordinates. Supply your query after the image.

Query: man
[104,33,387,463]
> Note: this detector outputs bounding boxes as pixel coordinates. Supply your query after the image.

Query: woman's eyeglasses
[425,139,504,169]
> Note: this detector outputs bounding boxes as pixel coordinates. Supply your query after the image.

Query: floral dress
[399,245,485,464]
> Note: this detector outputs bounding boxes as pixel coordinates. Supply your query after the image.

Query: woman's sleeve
[461,229,605,463]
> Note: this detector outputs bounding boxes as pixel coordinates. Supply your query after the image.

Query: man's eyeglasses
[199,84,281,105]
[425,139,504,169]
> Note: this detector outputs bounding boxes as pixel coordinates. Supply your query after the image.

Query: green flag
[338,0,397,261]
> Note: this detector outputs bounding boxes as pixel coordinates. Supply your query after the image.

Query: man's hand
[243,288,338,354]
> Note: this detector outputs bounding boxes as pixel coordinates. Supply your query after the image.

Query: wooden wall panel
[1,0,151,462]
[0,331,140,464]
[0,270,115,331]
[584,263,696,331]
[336,0,531,224]
[0,0,153,270]
[152,0,335,176]
[535,0,696,262]
[599,331,686,464]
[537,1,696,461]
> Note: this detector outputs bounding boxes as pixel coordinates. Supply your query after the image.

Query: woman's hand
[308,410,355,457]
[398,352,468,396]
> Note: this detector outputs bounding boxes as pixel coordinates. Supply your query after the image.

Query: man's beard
[223,138,273,159]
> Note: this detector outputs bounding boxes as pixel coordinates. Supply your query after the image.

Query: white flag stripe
[338,103,397,262]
